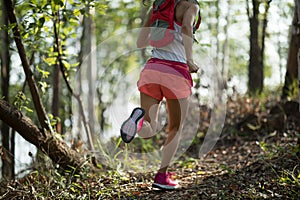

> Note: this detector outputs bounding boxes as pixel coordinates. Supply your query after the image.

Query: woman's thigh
[140,92,161,123]
[166,98,189,130]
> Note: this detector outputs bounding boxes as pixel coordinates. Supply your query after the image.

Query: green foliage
[97,137,124,171]
[2,2,299,199]
[279,167,300,187]
[257,140,279,158]
[14,91,33,113]
[7,0,109,133]
[286,80,299,100]
[5,0,293,138]
[48,113,61,130]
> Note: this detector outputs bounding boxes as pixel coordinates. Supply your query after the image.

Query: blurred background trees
[0,0,298,180]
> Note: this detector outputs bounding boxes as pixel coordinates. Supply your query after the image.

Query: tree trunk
[0,99,91,170]
[221,0,232,82]
[5,0,50,131]
[215,0,221,68]
[260,0,272,80]
[297,0,300,112]
[1,0,14,180]
[52,64,61,133]
[85,6,96,137]
[247,0,263,94]
[281,2,299,100]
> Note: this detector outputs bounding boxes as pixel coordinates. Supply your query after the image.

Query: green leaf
[73,9,81,17]
[36,65,50,78]
[23,32,29,39]
[72,182,82,189]
[69,18,79,26]
[23,106,33,113]
[17,91,26,101]
[113,150,123,160]
[114,138,122,151]
[70,187,76,193]
[48,113,54,120]
[44,57,57,65]
[43,71,50,78]
[62,60,71,70]
[72,62,80,67]
[39,81,48,93]
[197,171,206,175]
[95,2,107,15]
[44,15,51,22]
[246,123,260,131]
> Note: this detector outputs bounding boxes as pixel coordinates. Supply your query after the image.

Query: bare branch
[52,7,95,151]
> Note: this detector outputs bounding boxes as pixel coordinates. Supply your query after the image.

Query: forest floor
[119,134,300,199]
[0,96,300,199]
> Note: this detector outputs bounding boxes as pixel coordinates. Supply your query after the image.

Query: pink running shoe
[120,107,145,143]
[152,172,179,190]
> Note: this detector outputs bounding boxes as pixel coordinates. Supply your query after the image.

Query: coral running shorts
[137,58,193,101]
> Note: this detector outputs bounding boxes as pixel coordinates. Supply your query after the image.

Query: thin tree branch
[52,8,94,151]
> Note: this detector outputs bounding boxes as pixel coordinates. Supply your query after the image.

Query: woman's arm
[181,3,199,73]
[136,8,153,48]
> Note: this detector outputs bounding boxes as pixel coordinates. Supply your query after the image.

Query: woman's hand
[187,59,199,73]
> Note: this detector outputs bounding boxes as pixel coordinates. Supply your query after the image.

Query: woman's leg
[159,97,189,173]
[137,92,161,139]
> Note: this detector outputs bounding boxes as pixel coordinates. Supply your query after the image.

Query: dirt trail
[117,135,300,199]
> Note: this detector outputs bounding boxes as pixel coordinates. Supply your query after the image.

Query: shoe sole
[120,107,145,143]
[152,183,179,190]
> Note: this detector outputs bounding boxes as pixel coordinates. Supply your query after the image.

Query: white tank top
[151,21,186,63]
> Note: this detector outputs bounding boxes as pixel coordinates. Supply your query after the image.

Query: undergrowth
[0,94,300,199]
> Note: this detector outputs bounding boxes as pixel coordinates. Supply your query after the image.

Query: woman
[120,0,200,190]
